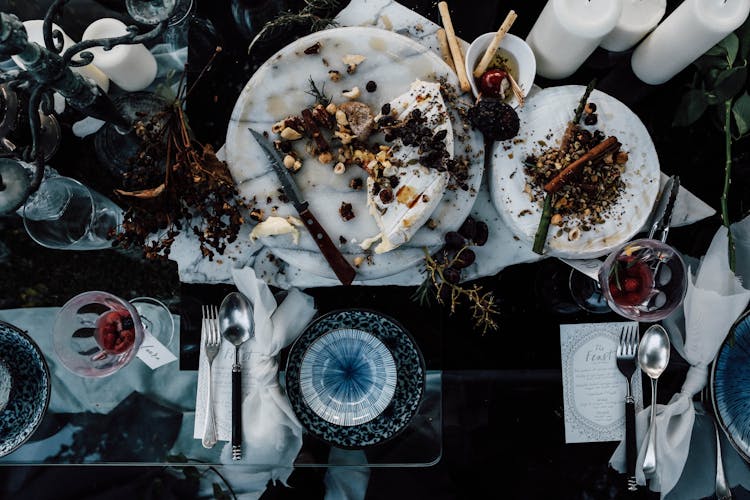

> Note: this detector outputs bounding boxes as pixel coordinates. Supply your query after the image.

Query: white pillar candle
[632,0,750,85]
[12,20,110,93]
[600,0,666,52]
[526,0,622,80]
[82,18,157,92]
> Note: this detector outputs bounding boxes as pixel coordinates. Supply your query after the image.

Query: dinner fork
[616,324,639,491]
[201,305,221,449]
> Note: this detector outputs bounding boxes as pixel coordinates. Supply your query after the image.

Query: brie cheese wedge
[364,80,454,254]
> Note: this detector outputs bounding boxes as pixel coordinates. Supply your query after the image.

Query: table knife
[250,129,357,285]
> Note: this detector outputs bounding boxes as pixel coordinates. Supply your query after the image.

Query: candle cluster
[526,0,750,84]
[13,17,158,96]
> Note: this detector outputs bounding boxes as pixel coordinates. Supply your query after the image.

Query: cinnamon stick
[473,10,517,78]
[438,2,471,92]
[543,136,620,193]
[301,108,330,152]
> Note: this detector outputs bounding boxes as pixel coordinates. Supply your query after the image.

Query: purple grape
[473,222,489,246]
[452,249,476,269]
[445,231,466,249]
[458,217,477,240]
[443,267,461,284]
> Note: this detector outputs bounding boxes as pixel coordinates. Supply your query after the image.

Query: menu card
[560,322,643,443]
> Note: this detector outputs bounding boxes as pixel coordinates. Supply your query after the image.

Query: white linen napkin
[216,268,316,484]
[610,223,750,497]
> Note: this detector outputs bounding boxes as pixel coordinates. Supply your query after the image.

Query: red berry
[478,69,508,98]
[623,278,640,293]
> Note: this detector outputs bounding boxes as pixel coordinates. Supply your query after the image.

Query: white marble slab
[224,26,484,280]
[171,0,716,287]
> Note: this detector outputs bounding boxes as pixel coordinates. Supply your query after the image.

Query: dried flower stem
[414,248,499,334]
[723,99,736,272]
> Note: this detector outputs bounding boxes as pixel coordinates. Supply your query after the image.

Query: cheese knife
[250,129,357,286]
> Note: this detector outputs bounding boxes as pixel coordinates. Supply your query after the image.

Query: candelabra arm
[42,0,68,53]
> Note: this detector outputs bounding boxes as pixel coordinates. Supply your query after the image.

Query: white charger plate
[225,27,483,281]
[490,85,660,259]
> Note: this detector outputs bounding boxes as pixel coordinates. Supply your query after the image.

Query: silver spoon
[219,292,255,461]
[638,324,671,477]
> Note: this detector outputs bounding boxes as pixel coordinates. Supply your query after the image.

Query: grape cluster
[437,216,489,288]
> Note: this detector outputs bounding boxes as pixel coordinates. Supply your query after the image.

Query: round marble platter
[225,27,484,281]
[0,320,51,458]
[490,86,660,259]
[285,309,425,449]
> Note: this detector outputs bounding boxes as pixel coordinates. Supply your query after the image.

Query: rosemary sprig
[305,76,331,106]
[248,0,342,55]
[414,248,499,334]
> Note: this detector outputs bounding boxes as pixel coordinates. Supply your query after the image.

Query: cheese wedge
[363,80,453,254]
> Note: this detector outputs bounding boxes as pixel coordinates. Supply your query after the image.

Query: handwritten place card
[560,322,643,443]
[136,329,177,369]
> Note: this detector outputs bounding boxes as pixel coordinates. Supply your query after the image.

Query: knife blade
[648,175,680,243]
[250,129,357,285]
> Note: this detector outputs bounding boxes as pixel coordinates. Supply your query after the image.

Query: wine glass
[53,291,174,378]
[597,238,688,321]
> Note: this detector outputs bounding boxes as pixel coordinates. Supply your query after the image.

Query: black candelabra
[0,0,168,213]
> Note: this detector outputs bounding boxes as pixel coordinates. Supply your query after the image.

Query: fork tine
[618,326,625,355]
[630,324,639,356]
[201,305,207,343]
[211,305,219,344]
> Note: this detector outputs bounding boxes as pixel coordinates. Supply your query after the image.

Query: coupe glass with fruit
[53,291,173,377]
[597,239,687,321]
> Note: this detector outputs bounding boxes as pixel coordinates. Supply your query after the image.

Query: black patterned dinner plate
[711,309,750,462]
[285,309,425,449]
[0,320,51,458]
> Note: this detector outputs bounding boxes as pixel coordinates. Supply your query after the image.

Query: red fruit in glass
[608,258,654,307]
[478,69,508,98]
[95,309,136,354]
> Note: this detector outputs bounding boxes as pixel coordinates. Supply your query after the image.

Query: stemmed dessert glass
[53,291,174,378]
[567,237,688,321]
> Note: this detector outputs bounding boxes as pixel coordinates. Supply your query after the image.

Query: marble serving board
[224,26,484,281]
[491,86,661,259]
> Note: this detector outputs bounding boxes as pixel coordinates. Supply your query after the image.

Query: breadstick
[438,2,471,92]
[436,28,456,73]
[473,10,517,78]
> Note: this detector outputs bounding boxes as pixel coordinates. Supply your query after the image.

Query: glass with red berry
[598,239,687,321]
[53,291,173,377]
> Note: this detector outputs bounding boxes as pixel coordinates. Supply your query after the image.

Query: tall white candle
[526,0,622,80]
[82,18,157,92]
[12,20,110,93]
[632,0,750,85]
[600,0,666,52]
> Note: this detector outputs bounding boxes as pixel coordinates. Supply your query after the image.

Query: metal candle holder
[0,0,168,213]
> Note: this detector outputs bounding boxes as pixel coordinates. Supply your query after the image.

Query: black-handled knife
[250,129,357,285]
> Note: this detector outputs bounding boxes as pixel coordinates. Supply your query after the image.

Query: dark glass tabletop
[0,0,749,498]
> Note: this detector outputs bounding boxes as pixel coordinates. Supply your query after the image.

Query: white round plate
[490,85,660,259]
[225,27,483,281]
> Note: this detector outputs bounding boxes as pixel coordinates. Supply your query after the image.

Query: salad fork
[616,324,639,491]
[201,305,220,449]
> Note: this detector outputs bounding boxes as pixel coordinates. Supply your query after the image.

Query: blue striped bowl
[299,328,397,426]
[712,309,750,462]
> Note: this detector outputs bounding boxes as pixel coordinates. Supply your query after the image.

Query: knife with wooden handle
[249,129,357,285]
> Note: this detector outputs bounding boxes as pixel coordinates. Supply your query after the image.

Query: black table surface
[1,0,749,499]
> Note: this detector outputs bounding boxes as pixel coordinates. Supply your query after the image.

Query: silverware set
[200,294,255,461]
[615,324,732,498]
[615,324,639,491]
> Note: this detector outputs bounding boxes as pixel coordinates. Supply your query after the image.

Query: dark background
[0,0,749,498]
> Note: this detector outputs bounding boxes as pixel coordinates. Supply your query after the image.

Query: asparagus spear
[531,80,597,255]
